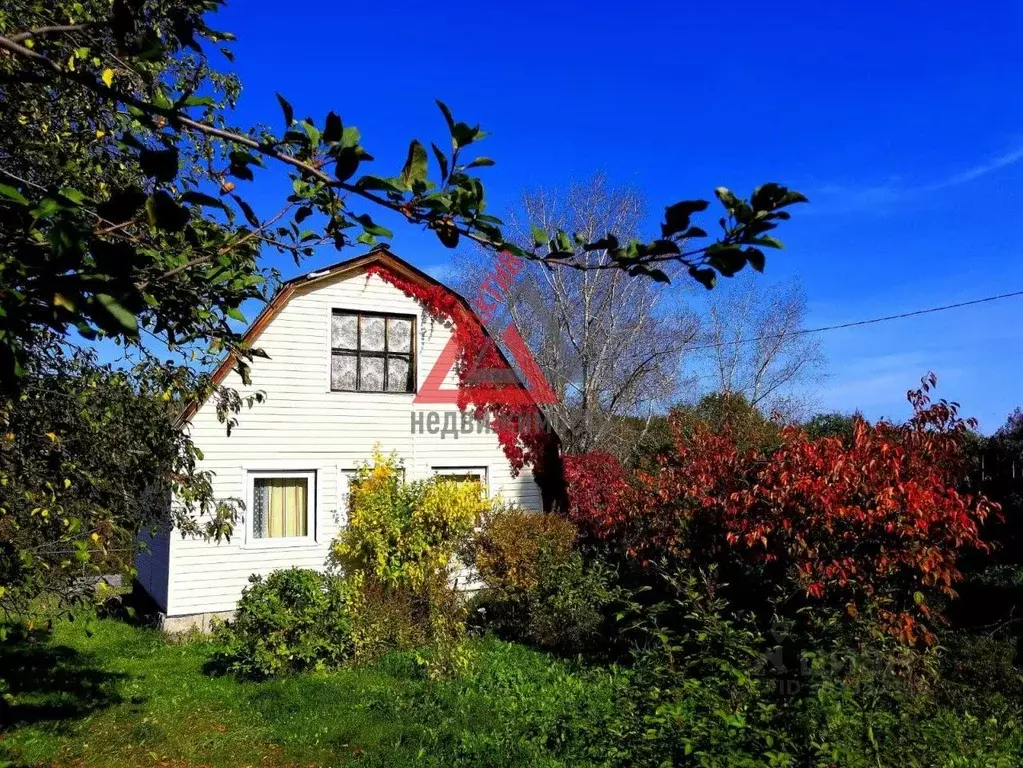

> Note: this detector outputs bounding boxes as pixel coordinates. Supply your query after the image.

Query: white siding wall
[161,267,541,617]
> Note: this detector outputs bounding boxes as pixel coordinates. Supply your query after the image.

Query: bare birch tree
[455,175,700,458]
[695,274,825,417]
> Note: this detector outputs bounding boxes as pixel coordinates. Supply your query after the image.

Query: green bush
[210,568,355,679]
[592,568,1023,767]
[937,631,1023,702]
[469,509,625,654]
[329,449,487,589]
[605,567,794,767]
[792,631,1023,767]
[524,549,624,654]
[345,574,470,676]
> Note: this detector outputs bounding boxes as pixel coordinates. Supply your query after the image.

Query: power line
[684,289,1023,352]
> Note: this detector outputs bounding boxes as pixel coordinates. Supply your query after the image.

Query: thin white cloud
[815,350,949,419]
[807,144,1023,214]
[922,145,1023,191]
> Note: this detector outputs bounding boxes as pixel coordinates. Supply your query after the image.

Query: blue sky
[214,1,1023,432]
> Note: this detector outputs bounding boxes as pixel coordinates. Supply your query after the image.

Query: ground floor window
[431,466,488,492]
[249,471,315,541]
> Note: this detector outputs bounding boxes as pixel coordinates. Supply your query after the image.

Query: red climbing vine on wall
[367,263,554,479]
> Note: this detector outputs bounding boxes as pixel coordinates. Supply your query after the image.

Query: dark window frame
[331,309,416,394]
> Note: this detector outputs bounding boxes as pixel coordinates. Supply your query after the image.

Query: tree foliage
[696,274,825,415]
[0,335,232,621]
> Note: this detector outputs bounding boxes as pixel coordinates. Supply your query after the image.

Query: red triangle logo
[415,323,557,406]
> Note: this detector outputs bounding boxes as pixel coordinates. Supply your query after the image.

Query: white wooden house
[135,247,544,631]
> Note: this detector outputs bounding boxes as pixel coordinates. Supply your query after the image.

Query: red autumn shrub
[627,375,997,643]
[561,451,633,540]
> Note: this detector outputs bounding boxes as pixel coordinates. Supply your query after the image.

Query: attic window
[331,310,415,393]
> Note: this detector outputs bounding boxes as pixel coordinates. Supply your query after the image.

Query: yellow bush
[330,449,488,589]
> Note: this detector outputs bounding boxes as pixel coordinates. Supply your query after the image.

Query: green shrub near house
[213,451,489,680]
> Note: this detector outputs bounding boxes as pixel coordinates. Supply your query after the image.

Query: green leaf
[180,191,228,212]
[465,156,495,169]
[689,265,717,290]
[226,306,246,323]
[152,88,172,109]
[745,248,766,272]
[57,188,89,207]
[750,235,783,249]
[323,111,343,143]
[400,140,429,191]
[97,188,147,223]
[299,120,321,147]
[436,100,455,136]
[231,194,259,227]
[715,187,740,211]
[145,191,190,232]
[647,239,680,257]
[648,268,670,284]
[555,230,572,252]
[435,224,459,249]
[139,147,179,183]
[33,197,61,218]
[275,92,294,128]
[355,175,406,194]
[94,293,138,333]
[629,264,670,284]
[752,183,809,211]
[354,213,393,238]
[341,126,361,149]
[182,94,215,107]
[334,147,361,182]
[228,150,261,182]
[430,142,449,181]
[706,243,746,276]
[530,225,547,249]
[583,234,619,253]
[451,122,483,149]
[0,183,29,205]
[662,199,709,238]
[295,205,313,223]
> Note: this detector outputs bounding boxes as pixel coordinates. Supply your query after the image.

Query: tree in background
[696,274,825,417]
[804,411,858,442]
[977,408,1023,567]
[954,407,1023,628]
[457,176,700,457]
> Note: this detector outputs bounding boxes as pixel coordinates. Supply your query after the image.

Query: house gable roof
[179,245,534,424]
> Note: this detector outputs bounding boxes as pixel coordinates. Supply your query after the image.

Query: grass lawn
[0,618,619,767]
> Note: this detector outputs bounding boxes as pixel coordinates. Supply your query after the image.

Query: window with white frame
[432,466,488,492]
[248,470,316,542]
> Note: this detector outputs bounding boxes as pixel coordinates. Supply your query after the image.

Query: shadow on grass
[0,633,126,733]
